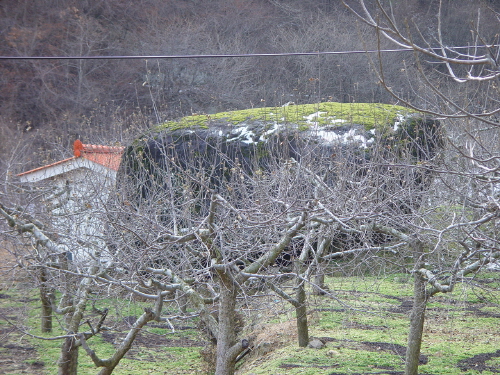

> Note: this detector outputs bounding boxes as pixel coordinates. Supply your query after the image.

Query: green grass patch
[0,279,206,375]
[2,271,499,375]
[237,274,500,375]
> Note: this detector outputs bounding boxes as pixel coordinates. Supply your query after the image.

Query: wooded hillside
[1,0,498,169]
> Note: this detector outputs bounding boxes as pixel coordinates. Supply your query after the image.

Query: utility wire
[0,48,413,60]
[0,45,497,60]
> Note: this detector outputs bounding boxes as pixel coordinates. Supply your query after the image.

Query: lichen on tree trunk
[58,335,79,375]
[39,267,52,333]
[295,280,309,347]
[405,239,428,375]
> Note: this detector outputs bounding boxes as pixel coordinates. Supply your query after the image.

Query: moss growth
[154,102,416,132]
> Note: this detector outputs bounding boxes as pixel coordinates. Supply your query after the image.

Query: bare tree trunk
[405,240,427,375]
[58,335,79,375]
[57,266,98,375]
[267,278,309,348]
[313,272,325,295]
[295,279,309,347]
[39,267,52,333]
[215,271,243,375]
[85,308,155,375]
[312,238,330,295]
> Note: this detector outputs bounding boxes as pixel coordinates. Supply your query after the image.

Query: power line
[0,48,413,60]
[0,46,495,60]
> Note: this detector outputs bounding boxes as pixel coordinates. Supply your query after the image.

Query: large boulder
[120,102,442,201]
[114,102,442,266]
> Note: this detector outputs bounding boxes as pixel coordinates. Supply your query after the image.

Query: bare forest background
[1,0,499,172]
[1,2,500,375]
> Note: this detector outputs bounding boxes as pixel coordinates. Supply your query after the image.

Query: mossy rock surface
[121,102,442,211]
[128,102,441,173]
[117,103,443,270]
[153,102,416,133]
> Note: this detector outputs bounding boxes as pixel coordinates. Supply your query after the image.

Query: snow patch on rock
[228,126,256,144]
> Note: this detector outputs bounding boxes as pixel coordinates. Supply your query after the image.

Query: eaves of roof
[17,156,78,178]
[17,140,125,180]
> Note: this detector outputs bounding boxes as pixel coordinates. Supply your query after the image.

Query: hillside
[1,0,499,171]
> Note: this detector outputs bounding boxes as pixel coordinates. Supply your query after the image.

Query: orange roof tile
[17,140,125,177]
[75,140,125,171]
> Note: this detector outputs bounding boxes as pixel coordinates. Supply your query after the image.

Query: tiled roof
[17,140,125,177]
[73,140,124,171]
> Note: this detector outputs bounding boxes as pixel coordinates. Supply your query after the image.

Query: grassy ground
[0,280,207,374]
[1,264,499,375]
[236,273,500,375]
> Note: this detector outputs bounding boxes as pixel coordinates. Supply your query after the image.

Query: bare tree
[0,140,168,375]
[108,105,448,373]
[342,0,499,118]
[0,129,329,374]
[341,1,500,374]
[111,129,324,374]
[1,105,459,375]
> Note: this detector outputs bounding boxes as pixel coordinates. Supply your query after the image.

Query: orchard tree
[0,143,171,375]
[109,102,447,374]
[1,105,454,375]
[110,129,328,374]
[342,1,500,374]
[0,128,354,375]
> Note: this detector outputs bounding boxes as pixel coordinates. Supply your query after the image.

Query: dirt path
[0,326,46,375]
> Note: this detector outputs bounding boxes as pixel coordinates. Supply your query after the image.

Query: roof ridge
[82,143,125,152]
[74,140,124,156]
